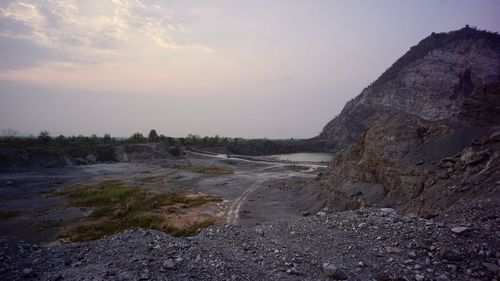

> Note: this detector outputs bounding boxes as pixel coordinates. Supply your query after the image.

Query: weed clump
[176,165,234,175]
[48,180,221,241]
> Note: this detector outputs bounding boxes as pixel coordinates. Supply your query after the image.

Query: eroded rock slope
[317,27,500,217]
[316,27,500,151]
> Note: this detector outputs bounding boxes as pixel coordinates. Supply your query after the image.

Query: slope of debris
[2,208,499,280]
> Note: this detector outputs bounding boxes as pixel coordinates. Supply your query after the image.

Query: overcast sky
[0,0,499,138]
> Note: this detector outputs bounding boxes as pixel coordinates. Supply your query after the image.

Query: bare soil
[0,152,325,243]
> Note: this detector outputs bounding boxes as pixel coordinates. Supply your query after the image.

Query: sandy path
[225,176,265,224]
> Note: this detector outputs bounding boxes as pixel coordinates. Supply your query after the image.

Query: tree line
[0,129,322,155]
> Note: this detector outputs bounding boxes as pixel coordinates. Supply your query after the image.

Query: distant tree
[129,132,146,143]
[54,135,67,146]
[103,133,112,144]
[90,134,98,144]
[1,128,18,139]
[202,136,209,146]
[148,129,159,142]
[38,130,51,144]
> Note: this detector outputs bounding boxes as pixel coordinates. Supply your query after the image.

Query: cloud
[0,0,214,75]
[0,37,55,70]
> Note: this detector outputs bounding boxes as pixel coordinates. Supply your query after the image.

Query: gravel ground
[1,208,499,281]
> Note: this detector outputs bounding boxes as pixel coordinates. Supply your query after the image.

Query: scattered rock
[254,226,265,236]
[50,272,63,280]
[450,226,469,234]
[374,271,391,281]
[0,207,497,281]
[435,274,450,281]
[385,246,402,254]
[380,208,396,215]
[483,262,500,275]
[163,258,176,270]
[22,267,33,278]
[322,263,348,280]
[440,248,462,261]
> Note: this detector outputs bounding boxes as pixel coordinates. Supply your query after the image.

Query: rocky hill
[316,27,500,217]
[316,27,500,151]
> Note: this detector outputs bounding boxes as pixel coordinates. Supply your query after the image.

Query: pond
[267,152,333,163]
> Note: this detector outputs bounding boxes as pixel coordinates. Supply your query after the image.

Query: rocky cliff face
[317,27,500,216]
[317,27,500,151]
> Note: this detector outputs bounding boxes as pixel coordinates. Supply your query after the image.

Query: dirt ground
[0,152,326,243]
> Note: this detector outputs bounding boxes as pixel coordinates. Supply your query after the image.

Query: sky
[0,1,499,139]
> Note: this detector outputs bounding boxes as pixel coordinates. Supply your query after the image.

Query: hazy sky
[1,0,499,138]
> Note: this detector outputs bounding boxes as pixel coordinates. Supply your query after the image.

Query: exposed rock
[21,268,33,278]
[459,147,490,165]
[450,226,469,234]
[315,27,500,218]
[0,207,498,280]
[322,263,348,280]
[50,273,62,281]
[414,274,424,281]
[163,259,176,270]
[440,248,462,261]
[435,274,450,281]
[317,27,500,151]
[385,247,402,254]
[483,262,500,275]
[407,251,417,258]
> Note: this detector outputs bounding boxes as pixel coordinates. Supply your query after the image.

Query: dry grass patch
[162,218,219,237]
[176,164,234,175]
[48,180,221,242]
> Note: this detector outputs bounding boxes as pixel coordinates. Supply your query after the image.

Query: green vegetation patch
[48,180,221,242]
[176,164,234,175]
[0,211,21,221]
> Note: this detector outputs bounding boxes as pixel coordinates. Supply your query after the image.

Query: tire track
[226,177,265,224]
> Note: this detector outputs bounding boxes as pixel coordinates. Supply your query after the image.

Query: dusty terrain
[0,152,325,244]
[2,208,499,280]
[1,152,498,281]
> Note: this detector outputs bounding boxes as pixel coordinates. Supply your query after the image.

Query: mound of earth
[1,208,498,280]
